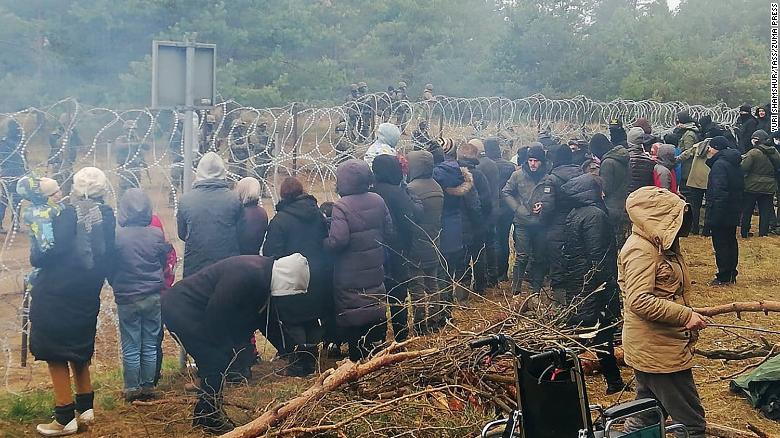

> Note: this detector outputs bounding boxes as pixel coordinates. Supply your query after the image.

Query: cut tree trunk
[694,301,780,318]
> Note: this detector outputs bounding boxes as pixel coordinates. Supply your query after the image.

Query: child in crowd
[16,175,63,291]
[109,188,172,402]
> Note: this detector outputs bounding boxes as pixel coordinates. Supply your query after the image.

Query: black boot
[600,354,631,395]
[192,376,234,434]
[278,344,317,377]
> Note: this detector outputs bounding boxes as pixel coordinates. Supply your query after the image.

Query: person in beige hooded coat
[618,186,707,438]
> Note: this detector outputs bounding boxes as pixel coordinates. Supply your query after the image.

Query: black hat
[709,136,731,151]
[676,111,694,125]
[549,143,572,166]
[484,138,502,160]
[526,143,546,162]
[589,133,613,159]
[739,104,752,113]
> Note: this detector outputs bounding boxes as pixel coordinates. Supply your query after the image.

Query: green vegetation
[0,390,53,422]
[0,0,770,110]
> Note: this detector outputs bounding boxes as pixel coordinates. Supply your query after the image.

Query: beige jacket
[618,187,696,373]
[676,138,711,190]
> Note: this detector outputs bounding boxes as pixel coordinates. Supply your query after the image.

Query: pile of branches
[220,299,780,438]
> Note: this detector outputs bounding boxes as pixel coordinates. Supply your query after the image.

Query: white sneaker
[77,408,94,426]
[36,417,78,436]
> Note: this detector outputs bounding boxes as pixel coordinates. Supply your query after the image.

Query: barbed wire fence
[0,93,739,390]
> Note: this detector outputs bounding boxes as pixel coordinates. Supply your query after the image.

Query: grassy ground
[0,234,779,437]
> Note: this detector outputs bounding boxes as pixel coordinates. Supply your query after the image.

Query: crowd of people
[13,100,778,436]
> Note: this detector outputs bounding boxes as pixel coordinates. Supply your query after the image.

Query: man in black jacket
[561,173,627,394]
[162,254,308,433]
[484,138,516,282]
[541,145,582,304]
[735,104,758,153]
[705,136,744,285]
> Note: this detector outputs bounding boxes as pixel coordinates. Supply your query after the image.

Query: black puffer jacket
[263,194,331,323]
[627,147,656,193]
[736,113,759,153]
[561,174,618,326]
[705,149,745,229]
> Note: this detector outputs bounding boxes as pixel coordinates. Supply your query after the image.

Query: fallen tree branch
[219,344,438,438]
[706,422,772,438]
[694,301,780,318]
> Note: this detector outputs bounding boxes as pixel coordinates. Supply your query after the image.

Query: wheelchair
[469,334,689,438]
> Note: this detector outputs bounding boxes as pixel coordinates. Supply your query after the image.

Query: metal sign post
[152,36,216,369]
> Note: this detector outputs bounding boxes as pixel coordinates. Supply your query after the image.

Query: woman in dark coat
[371,154,421,340]
[560,173,626,395]
[263,177,330,375]
[323,159,393,361]
[235,177,268,255]
[31,167,115,436]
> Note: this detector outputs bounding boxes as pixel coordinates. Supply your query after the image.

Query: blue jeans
[117,294,161,392]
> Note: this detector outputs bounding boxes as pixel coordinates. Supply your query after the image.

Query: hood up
[407,150,434,181]
[626,186,687,251]
[336,158,373,196]
[118,187,152,227]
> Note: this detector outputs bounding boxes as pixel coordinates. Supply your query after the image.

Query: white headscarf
[235,177,262,205]
[270,253,310,297]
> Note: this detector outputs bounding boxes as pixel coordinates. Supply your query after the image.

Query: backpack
[627,153,656,193]
[72,199,106,270]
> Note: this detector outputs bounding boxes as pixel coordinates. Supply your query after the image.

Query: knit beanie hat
[438,137,457,158]
[484,138,502,160]
[633,117,652,134]
[548,143,572,166]
[526,143,546,162]
[739,104,752,113]
[709,136,731,151]
[627,127,645,146]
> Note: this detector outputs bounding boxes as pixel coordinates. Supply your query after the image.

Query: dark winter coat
[561,174,618,326]
[741,142,780,194]
[406,151,444,266]
[736,113,759,153]
[542,164,583,236]
[459,157,491,239]
[501,164,552,227]
[264,194,330,323]
[371,155,421,255]
[477,156,500,221]
[161,255,273,347]
[110,189,172,304]
[599,146,630,221]
[705,149,745,229]
[177,178,242,276]
[433,159,476,253]
[324,159,392,328]
[237,203,268,255]
[29,202,115,363]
